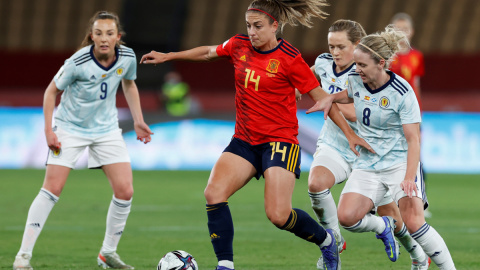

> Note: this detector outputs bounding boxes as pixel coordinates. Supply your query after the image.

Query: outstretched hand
[140,51,168,65]
[306,95,334,119]
[134,122,154,144]
[347,134,375,157]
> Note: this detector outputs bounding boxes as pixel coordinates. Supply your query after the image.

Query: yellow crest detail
[102,74,107,78]
[240,55,246,61]
[116,68,124,76]
[266,59,280,73]
[380,96,390,108]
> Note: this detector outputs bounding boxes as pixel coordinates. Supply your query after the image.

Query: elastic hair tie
[248,8,277,22]
[358,43,385,61]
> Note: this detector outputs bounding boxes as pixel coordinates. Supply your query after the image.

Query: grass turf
[1,169,479,269]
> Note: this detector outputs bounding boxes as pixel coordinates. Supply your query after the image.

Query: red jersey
[216,34,319,145]
[389,48,424,109]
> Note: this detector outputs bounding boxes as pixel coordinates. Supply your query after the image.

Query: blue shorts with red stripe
[223,137,301,180]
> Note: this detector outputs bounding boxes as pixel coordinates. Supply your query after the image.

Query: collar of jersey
[252,38,284,54]
[363,70,396,94]
[332,61,355,77]
[90,45,119,71]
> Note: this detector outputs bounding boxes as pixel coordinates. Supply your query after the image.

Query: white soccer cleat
[97,252,134,269]
[13,253,33,270]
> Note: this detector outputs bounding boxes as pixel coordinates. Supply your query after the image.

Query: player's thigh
[42,164,72,197]
[102,162,133,200]
[88,129,130,168]
[205,152,256,204]
[263,166,296,225]
[308,144,351,191]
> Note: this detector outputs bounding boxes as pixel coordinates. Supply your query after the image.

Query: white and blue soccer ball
[157,250,198,270]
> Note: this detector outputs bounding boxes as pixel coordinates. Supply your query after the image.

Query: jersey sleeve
[53,58,76,91]
[288,55,319,94]
[398,90,421,124]
[216,36,235,58]
[124,55,137,81]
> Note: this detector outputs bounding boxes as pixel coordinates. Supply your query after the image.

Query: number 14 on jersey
[245,68,260,91]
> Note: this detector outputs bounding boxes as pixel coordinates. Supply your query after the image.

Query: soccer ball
[157,250,198,270]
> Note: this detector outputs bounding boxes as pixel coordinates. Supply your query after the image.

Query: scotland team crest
[266,59,280,73]
[380,96,390,108]
[115,67,124,77]
[51,148,62,158]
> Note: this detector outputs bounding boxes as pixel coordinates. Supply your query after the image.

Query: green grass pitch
[1,169,479,269]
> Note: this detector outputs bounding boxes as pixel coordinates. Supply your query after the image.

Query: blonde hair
[79,11,125,49]
[247,0,329,32]
[357,25,409,69]
[328,19,366,44]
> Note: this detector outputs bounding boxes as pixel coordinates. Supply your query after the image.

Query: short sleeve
[53,59,76,91]
[216,36,234,58]
[346,75,354,98]
[288,56,319,94]
[124,56,137,81]
[398,90,421,124]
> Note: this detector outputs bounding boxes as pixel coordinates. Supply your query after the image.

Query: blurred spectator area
[1,0,479,112]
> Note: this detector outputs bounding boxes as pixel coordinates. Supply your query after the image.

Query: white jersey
[53,45,137,137]
[314,53,358,164]
[347,71,421,170]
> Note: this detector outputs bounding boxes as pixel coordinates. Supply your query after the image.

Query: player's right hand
[140,51,167,65]
[45,130,61,152]
[347,134,375,156]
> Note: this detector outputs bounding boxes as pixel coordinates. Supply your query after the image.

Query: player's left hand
[400,179,418,198]
[295,89,302,102]
[306,94,334,119]
[134,122,154,144]
[347,134,375,156]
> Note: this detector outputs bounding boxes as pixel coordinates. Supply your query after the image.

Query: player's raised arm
[140,46,219,64]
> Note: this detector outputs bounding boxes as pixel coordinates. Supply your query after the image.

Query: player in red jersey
[141,1,372,269]
[389,13,425,110]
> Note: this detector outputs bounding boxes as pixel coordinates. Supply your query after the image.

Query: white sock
[395,223,426,261]
[342,213,385,234]
[309,190,341,237]
[319,231,333,248]
[17,188,59,257]
[100,196,132,254]
[411,223,456,270]
[218,260,234,269]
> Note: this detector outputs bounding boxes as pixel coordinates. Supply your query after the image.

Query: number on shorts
[269,142,287,162]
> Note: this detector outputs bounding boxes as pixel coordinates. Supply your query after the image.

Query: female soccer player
[308,25,456,270]
[308,19,430,269]
[141,1,372,269]
[13,11,153,270]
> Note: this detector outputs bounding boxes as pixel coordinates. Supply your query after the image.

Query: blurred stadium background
[0,0,479,172]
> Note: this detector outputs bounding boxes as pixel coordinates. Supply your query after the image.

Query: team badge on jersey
[240,55,246,61]
[380,96,390,108]
[51,148,62,158]
[115,68,124,77]
[266,59,280,73]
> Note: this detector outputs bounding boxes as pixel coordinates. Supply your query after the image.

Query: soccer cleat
[316,232,346,269]
[320,229,340,270]
[13,254,33,270]
[97,252,134,269]
[214,266,234,270]
[411,256,431,270]
[376,216,400,262]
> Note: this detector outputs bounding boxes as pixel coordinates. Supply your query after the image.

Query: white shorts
[46,126,130,169]
[310,143,352,185]
[341,162,428,209]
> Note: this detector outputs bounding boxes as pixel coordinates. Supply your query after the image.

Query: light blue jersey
[53,45,137,137]
[314,53,358,164]
[347,71,421,170]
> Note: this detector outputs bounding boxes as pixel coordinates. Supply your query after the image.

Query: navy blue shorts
[223,137,301,180]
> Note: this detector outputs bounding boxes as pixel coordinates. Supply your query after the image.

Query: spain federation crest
[266,59,280,73]
[380,96,390,108]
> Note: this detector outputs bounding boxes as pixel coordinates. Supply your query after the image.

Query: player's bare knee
[338,211,358,227]
[266,209,289,227]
